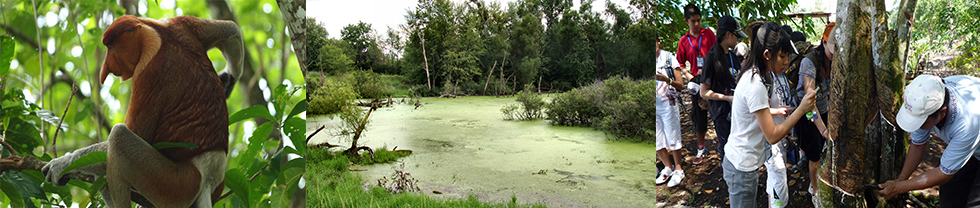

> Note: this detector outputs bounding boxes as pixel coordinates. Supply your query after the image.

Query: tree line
[307,0,798,96]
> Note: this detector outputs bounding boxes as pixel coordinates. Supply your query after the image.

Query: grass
[307,147,547,208]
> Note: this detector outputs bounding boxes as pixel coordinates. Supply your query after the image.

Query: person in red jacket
[676,3,717,164]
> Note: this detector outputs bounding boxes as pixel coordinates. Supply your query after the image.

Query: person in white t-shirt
[655,37,687,188]
[879,75,980,207]
[723,21,816,208]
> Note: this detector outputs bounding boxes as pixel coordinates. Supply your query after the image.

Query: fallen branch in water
[306,125,326,143]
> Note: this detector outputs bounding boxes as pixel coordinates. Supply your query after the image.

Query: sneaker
[655,167,673,185]
[693,148,705,164]
[667,169,685,187]
[810,186,821,208]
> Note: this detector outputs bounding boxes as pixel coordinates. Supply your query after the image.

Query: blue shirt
[910,75,980,175]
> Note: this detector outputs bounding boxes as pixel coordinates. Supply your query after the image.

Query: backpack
[658,51,683,105]
[781,41,815,106]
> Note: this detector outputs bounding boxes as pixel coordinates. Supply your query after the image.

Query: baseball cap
[824,22,837,55]
[822,22,837,42]
[896,75,946,132]
[717,16,748,38]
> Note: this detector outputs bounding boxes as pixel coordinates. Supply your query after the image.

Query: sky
[308,0,629,38]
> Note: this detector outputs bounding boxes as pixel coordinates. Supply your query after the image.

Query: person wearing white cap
[879,75,980,207]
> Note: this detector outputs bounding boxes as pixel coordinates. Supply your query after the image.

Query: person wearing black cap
[700,15,747,158]
[724,21,816,208]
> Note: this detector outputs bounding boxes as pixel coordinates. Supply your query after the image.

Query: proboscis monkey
[41,15,243,208]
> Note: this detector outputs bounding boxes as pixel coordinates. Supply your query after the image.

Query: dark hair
[738,21,795,84]
[811,41,829,74]
[716,30,728,44]
[781,25,793,34]
[791,31,806,42]
[684,4,701,20]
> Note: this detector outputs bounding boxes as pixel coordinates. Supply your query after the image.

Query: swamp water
[307,96,657,207]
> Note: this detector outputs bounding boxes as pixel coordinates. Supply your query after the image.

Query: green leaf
[224,169,250,208]
[61,151,107,176]
[152,142,199,150]
[284,117,306,154]
[0,35,14,77]
[273,85,288,119]
[3,171,44,208]
[87,176,107,195]
[73,106,92,124]
[1,179,25,208]
[229,105,275,125]
[34,110,68,131]
[272,165,304,208]
[287,99,306,119]
[277,158,305,187]
[240,122,274,171]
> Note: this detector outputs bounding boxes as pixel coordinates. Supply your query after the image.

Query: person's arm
[682,68,694,81]
[882,125,980,199]
[756,88,816,144]
[897,143,928,181]
[769,106,790,117]
[879,168,954,199]
[802,76,830,138]
[670,67,684,90]
[654,70,685,90]
[701,83,732,102]
[700,54,731,101]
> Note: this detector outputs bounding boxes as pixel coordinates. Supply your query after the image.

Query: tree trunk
[276,0,307,77]
[484,61,496,95]
[421,32,432,90]
[817,0,916,207]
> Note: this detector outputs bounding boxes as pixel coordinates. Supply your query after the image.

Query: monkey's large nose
[99,68,110,84]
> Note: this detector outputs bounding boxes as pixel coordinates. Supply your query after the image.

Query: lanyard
[770,72,795,106]
[728,52,737,77]
[728,52,737,90]
[688,34,702,56]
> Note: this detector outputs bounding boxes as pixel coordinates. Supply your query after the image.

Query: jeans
[723,157,758,208]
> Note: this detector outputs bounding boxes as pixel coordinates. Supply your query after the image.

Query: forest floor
[655,63,961,207]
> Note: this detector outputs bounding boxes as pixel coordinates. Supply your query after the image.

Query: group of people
[654,3,833,207]
[654,3,980,208]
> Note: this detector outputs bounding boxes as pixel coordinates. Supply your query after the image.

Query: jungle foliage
[0,1,306,207]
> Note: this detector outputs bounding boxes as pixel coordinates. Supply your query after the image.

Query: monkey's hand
[42,142,108,186]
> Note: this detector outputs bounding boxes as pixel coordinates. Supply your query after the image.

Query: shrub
[308,78,357,114]
[501,84,545,120]
[545,82,603,126]
[349,70,395,99]
[544,76,657,141]
[595,77,657,140]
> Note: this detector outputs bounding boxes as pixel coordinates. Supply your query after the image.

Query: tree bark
[484,61,496,95]
[817,0,915,206]
[421,32,432,90]
[276,0,307,77]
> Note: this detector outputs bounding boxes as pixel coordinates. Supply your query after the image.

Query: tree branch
[0,24,41,50]
[41,68,113,133]
[0,155,98,183]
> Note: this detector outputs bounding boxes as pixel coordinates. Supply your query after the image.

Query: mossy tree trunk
[816,0,917,207]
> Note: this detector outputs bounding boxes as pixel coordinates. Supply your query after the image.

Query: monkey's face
[100,15,161,84]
